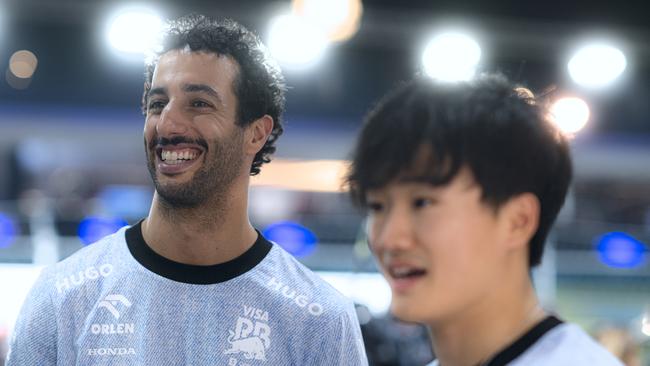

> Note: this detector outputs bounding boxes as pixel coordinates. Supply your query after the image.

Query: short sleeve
[310,302,369,366]
[6,268,58,366]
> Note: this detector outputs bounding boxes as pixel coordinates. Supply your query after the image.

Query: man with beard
[7,15,367,366]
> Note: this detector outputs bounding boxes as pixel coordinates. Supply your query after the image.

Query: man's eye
[367,202,384,212]
[413,198,435,208]
[192,100,211,108]
[148,101,166,111]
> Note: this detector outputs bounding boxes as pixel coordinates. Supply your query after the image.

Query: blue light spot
[78,217,128,246]
[98,185,152,219]
[263,221,318,258]
[596,232,647,268]
[0,213,18,249]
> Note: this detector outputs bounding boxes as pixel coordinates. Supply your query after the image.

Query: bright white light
[302,0,349,33]
[295,0,362,42]
[268,14,328,68]
[550,97,590,134]
[422,32,481,82]
[106,9,163,55]
[568,44,626,89]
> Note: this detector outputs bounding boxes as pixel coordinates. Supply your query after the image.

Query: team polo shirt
[427,316,623,366]
[7,222,368,366]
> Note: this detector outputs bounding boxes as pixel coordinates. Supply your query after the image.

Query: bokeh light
[106,8,163,56]
[6,50,38,90]
[0,213,18,249]
[293,0,362,42]
[549,96,590,134]
[568,43,626,89]
[422,32,481,82]
[267,14,328,69]
[78,216,128,246]
[263,221,318,257]
[9,50,38,79]
[596,232,646,269]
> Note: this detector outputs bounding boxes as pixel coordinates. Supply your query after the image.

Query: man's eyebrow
[146,84,225,106]
[182,83,224,105]
[147,87,167,100]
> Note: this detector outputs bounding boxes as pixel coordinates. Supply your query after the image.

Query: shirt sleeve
[6,268,58,366]
[310,302,369,366]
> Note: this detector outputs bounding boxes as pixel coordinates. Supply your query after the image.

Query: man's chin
[153,179,203,206]
[156,189,204,209]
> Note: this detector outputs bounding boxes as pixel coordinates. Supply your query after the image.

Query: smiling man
[8,15,367,365]
[347,74,622,366]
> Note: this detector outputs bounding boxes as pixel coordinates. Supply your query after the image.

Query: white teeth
[393,267,412,277]
[161,149,199,164]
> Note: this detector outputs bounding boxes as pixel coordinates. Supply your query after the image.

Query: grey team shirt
[7,225,368,365]
[427,322,623,366]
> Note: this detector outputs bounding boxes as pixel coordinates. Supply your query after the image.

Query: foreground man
[8,14,367,365]
[347,74,622,366]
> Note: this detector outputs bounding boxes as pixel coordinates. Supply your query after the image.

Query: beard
[145,128,245,209]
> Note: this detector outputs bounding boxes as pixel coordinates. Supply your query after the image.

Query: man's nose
[372,207,415,252]
[156,101,189,136]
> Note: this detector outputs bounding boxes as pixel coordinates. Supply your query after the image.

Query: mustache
[149,136,209,150]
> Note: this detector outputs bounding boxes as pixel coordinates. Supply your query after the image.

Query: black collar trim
[125,220,272,285]
[484,315,564,366]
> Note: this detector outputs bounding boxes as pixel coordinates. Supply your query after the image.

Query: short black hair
[143,14,286,175]
[347,74,572,268]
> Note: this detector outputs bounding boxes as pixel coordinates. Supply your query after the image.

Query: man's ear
[501,192,540,250]
[244,115,274,155]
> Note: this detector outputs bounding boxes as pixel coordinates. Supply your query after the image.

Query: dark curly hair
[142,14,286,175]
[347,73,572,268]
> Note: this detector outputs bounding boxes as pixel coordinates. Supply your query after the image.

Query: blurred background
[0,0,649,365]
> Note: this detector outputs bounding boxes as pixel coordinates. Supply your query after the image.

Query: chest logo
[98,294,132,319]
[223,305,271,361]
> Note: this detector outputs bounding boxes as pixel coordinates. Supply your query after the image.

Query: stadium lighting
[267,14,329,69]
[106,8,163,56]
[549,96,590,134]
[568,43,626,89]
[422,32,481,82]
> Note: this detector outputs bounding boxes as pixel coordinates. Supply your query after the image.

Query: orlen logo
[55,264,113,293]
[98,294,132,319]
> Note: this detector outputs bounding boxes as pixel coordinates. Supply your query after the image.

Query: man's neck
[429,278,545,366]
[141,186,258,266]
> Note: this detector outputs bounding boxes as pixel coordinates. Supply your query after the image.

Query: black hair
[142,14,286,175]
[347,73,572,267]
